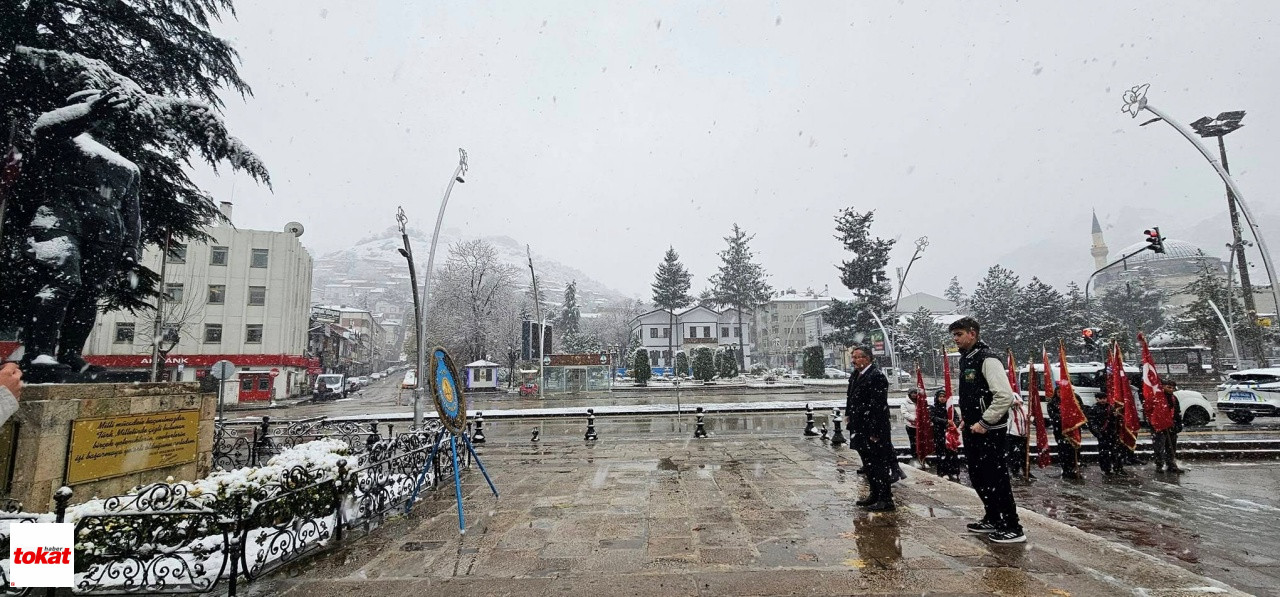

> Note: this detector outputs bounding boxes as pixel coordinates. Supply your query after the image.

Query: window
[248,286,266,306]
[204,324,222,343]
[650,328,657,338]
[114,322,135,343]
[661,327,669,338]
[733,327,740,337]
[245,324,263,343]
[258,377,271,391]
[209,246,228,266]
[250,248,269,268]
[207,284,225,304]
[721,326,729,338]
[164,282,184,303]
[241,377,253,391]
[167,243,187,264]
[649,352,658,366]
[688,326,697,338]
[703,326,711,338]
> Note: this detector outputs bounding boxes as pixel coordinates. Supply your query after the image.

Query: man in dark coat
[845,346,895,511]
[929,389,961,481]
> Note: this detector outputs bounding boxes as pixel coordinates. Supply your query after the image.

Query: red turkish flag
[1026,359,1052,467]
[914,365,934,461]
[1109,342,1141,451]
[942,348,953,402]
[1138,332,1176,432]
[1056,342,1088,447]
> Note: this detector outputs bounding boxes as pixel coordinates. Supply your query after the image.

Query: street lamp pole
[893,236,929,312]
[1123,85,1280,337]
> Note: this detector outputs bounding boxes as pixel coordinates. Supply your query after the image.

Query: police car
[1216,368,1280,424]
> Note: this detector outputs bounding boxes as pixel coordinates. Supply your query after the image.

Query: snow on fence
[1,420,468,596]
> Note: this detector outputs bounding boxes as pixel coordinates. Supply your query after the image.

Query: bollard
[53,486,73,523]
[584,409,598,441]
[472,412,487,444]
[693,407,708,439]
[829,408,847,447]
[820,424,829,441]
[531,428,540,443]
[803,403,819,437]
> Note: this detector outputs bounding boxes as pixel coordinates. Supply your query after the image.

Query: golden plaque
[66,410,200,484]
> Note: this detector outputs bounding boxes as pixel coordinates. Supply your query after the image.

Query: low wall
[4,382,215,510]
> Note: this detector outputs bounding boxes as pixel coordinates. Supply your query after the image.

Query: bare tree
[426,240,519,363]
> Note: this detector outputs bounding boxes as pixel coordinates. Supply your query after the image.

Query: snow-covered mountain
[311,226,632,311]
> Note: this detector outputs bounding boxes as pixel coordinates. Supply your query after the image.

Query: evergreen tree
[822,208,895,349]
[0,0,270,322]
[632,349,652,385]
[695,288,721,310]
[1062,282,1090,353]
[944,276,968,313]
[710,224,772,368]
[675,351,690,377]
[1095,280,1166,353]
[559,281,581,335]
[803,346,825,378]
[896,306,947,376]
[719,346,739,378]
[1174,260,1241,362]
[968,265,1022,353]
[1015,277,1070,358]
[651,247,692,371]
[692,347,715,381]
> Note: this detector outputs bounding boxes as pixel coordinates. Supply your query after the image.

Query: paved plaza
[246,430,1247,596]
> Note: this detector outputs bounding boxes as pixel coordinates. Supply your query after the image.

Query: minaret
[1090,210,1109,270]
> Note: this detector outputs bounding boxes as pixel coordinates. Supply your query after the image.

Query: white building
[756,292,849,369]
[628,306,753,371]
[83,203,316,404]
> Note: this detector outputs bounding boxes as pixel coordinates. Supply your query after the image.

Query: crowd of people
[843,316,1191,547]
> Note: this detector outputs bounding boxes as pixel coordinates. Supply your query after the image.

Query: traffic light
[1082,327,1096,348]
[1143,226,1166,254]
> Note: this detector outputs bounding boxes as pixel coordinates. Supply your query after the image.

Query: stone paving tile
[261,434,1250,596]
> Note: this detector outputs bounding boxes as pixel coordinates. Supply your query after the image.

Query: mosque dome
[1111,239,1208,263]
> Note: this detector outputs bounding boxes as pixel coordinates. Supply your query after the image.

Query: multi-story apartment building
[756,291,848,369]
[83,202,316,403]
[311,305,388,374]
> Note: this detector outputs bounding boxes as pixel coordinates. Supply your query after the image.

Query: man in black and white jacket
[949,317,1025,543]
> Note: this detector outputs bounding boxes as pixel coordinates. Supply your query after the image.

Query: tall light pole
[1122,84,1280,338]
[150,229,172,382]
[400,148,468,427]
[1190,111,1263,360]
[893,236,929,312]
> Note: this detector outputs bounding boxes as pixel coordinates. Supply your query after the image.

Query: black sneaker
[966,521,998,534]
[988,529,1026,543]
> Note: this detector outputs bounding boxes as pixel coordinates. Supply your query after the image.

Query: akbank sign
[9,523,73,588]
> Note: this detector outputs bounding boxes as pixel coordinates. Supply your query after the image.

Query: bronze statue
[19,89,140,382]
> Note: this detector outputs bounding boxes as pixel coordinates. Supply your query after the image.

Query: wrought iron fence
[2,420,472,596]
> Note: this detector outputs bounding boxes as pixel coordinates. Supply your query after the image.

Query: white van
[1018,362,1215,427]
[315,374,346,399]
[1216,368,1280,424]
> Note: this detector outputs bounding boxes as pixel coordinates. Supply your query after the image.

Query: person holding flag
[1051,344,1089,480]
[1024,360,1053,477]
[930,388,961,481]
[914,366,935,467]
[949,317,1025,544]
[1004,351,1031,478]
[1138,332,1183,473]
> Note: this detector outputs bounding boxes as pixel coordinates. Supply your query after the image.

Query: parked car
[1018,362,1215,427]
[314,374,346,400]
[370,372,383,380]
[880,367,913,383]
[824,367,850,379]
[402,370,418,389]
[1217,368,1280,424]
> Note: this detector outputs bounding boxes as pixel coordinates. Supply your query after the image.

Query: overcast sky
[192,1,1280,299]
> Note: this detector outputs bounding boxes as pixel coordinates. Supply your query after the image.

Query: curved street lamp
[1122,85,1280,327]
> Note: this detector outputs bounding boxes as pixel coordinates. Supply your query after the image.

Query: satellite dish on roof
[284,221,305,237]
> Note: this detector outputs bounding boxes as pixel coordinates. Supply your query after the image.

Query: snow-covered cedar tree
[0,2,270,323]
[632,349,652,385]
[717,347,739,378]
[692,347,715,381]
[803,346,825,378]
[675,351,690,377]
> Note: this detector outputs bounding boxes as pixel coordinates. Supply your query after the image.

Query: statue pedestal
[3,382,216,511]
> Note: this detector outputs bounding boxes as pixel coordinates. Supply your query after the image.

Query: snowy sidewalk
[244,431,1246,596]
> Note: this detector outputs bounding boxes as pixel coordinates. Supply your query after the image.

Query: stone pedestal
[4,382,216,511]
